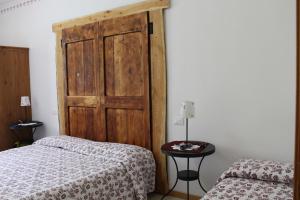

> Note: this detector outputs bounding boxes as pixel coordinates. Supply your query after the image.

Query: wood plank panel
[69,107,103,141]
[69,107,86,139]
[0,47,31,151]
[67,42,85,96]
[106,109,147,147]
[105,32,144,97]
[83,40,97,96]
[66,40,97,96]
[67,96,99,107]
[62,22,103,140]
[104,36,115,96]
[100,13,146,36]
[99,12,151,150]
[104,96,144,109]
[62,23,97,43]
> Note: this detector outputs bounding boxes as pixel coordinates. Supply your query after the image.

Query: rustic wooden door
[62,12,151,149]
[99,12,151,149]
[62,23,104,141]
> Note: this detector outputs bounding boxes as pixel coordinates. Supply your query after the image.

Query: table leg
[197,156,207,193]
[187,157,190,200]
[161,156,179,200]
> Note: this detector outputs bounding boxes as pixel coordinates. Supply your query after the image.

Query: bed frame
[52,0,170,194]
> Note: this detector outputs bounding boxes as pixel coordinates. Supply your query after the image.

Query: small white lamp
[20,96,31,122]
[180,101,195,149]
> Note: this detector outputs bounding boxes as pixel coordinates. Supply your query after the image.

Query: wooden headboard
[53,0,170,194]
[61,12,152,149]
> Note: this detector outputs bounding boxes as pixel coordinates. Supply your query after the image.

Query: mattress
[0,136,156,200]
[202,159,293,200]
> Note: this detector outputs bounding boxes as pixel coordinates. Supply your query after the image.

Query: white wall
[0,0,296,196]
[166,0,296,195]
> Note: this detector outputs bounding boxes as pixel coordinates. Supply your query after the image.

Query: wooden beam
[67,96,99,107]
[52,0,170,32]
[149,9,168,194]
[55,31,67,135]
[0,46,28,50]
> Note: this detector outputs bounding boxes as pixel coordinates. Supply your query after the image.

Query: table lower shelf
[14,140,33,148]
[178,170,199,181]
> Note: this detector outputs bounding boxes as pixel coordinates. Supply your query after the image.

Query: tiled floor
[148,193,181,200]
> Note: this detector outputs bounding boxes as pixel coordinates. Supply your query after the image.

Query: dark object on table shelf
[161,140,215,200]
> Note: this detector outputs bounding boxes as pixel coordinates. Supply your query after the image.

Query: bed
[202,159,294,200]
[0,136,155,200]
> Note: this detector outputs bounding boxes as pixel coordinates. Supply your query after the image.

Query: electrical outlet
[174,117,184,126]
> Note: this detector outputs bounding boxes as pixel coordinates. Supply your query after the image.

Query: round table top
[161,141,215,158]
[10,121,44,130]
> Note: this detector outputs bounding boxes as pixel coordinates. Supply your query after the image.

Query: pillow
[218,159,294,185]
[34,136,153,162]
[34,135,95,155]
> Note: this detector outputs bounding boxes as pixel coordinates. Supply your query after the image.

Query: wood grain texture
[0,46,32,151]
[149,10,168,193]
[100,14,146,36]
[52,0,170,32]
[105,33,144,97]
[61,13,152,148]
[295,0,300,198]
[104,97,144,109]
[65,40,97,96]
[62,23,97,43]
[67,96,99,107]
[69,107,103,141]
[99,12,151,150]
[55,31,67,135]
[54,3,169,194]
[62,23,103,140]
[107,109,146,147]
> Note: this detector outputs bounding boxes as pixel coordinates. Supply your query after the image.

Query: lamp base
[179,142,193,150]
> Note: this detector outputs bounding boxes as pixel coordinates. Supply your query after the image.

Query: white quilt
[0,136,156,200]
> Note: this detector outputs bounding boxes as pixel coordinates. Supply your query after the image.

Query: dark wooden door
[62,12,151,149]
[0,47,31,151]
[99,12,151,149]
[62,23,104,141]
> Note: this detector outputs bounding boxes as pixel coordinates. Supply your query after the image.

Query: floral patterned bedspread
[202,159,294,200]
[0,136,155,200]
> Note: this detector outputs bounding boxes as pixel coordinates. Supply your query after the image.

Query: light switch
[174,117,185,126]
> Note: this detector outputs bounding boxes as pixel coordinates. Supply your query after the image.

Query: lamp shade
[180,101,195,119]
[20,96,31,107]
